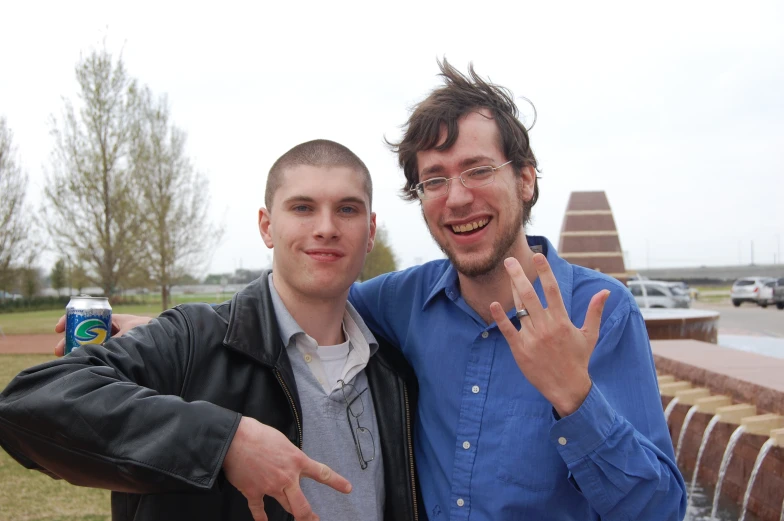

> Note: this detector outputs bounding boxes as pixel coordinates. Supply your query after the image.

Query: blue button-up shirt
[349,236,686,520]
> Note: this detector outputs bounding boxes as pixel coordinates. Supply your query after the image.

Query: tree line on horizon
[0,45,398,311]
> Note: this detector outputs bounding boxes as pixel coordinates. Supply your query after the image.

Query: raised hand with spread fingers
[489,253,610,417]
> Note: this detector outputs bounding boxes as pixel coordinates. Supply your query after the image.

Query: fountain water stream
[687,414,721,511]
[711,425,746,519]
[739,438,776,521]
[779,494,783,521]
[676,405,699,465]
[664,397,680,425]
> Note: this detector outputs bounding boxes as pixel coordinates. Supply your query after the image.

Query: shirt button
[457,498,465,507]
[558,436,567,445]
[481,331,489,339]
[471,385,480,394]
[462,441,470,449]
[304,354,312,363]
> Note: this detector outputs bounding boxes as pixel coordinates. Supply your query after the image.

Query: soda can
[65,296,113,355]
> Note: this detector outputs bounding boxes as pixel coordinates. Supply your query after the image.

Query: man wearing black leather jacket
[0,140,423,521]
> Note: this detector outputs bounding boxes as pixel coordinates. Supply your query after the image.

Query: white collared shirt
[294,309,372,394]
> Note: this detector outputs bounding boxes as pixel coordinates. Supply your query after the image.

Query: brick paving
[0,334,59,355]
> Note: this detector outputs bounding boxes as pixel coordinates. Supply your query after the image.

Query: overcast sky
[2,1,782,277]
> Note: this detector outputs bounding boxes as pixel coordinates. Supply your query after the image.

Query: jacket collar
[222,270,287,368]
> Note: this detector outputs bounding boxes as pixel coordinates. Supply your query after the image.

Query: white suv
[731,277,774,307]
[758,280,776,308]
[627,281,691,309]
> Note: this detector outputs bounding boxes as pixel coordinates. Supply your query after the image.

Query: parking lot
[693,300,784,337]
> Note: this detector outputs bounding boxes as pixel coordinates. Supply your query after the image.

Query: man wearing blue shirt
[349,60,686,520]
[62,61,687,519]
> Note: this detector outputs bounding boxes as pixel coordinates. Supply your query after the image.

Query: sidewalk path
[0,334,59,354]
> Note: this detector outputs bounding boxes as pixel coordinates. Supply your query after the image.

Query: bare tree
[132,89,223,310]
[50,258,68,296]
[43,47,146,298]
[0,117,32,297]
[69,261,91,295]
[21,264,42,299]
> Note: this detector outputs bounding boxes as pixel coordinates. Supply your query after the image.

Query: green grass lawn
[0,309,67,335]
[693,285,731,303]
[0,355,110,521]
[0,293,235,336]
[694,285,731,293]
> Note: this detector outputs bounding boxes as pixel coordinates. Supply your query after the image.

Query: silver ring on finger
[516,308,530,319]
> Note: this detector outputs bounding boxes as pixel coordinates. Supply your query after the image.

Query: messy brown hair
[389,59,539,221]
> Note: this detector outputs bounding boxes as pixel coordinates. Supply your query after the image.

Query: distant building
[557,191,784,285]
[558,191,627,283]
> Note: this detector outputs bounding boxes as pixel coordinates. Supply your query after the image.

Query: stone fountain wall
[643,310,720,344]
[654,339,784,521]
[655,350,784,417]
[664,397,784,521]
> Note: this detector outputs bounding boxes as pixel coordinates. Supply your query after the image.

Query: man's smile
[304,248,345,262]
[450,217,490,235]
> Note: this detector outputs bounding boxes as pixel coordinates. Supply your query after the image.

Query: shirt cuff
[550,383,617,464]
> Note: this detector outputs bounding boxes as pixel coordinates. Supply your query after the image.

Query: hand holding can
[65,296,113,354]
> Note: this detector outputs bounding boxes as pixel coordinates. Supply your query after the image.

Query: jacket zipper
[275,370,302,449]
[404,385,419,521]
[276,370,302,521]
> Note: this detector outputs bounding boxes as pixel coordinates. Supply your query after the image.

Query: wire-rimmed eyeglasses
[338,380,375,470]
[411,160,513,200]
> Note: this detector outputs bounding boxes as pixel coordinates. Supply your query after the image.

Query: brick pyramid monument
[558,191,627,283]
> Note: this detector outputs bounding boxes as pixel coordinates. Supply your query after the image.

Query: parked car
[668,281,699,300]
[773,278,784,310]
[627,280,691,309]
[730,277,775,307]
[757,280,776,308]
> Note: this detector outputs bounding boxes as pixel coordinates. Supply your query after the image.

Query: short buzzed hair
[265,139,373,210]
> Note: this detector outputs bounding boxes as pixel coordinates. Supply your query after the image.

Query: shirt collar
[268,273,378,355]
[422,235,573,318]
[423,263,460,308]
[532,235,573,317]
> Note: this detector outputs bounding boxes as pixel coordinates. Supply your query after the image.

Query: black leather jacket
[0,274,423,521]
